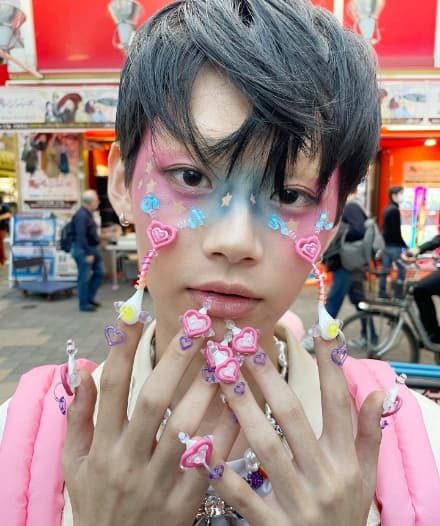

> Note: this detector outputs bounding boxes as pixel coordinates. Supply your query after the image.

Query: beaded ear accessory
[114,220,177,325]
[295,233,346,365]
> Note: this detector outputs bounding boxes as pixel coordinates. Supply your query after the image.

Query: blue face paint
[141,194,161,215]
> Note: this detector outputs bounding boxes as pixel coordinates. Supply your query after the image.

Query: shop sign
[0,86,118,129]
[380,80,440,126]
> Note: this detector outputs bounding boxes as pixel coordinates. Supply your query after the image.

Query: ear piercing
[119,211,130,227]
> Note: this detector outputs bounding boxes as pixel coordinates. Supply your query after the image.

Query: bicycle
[342,255,440,364]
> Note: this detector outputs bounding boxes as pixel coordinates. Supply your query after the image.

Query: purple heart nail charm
[233,381,246,396]
[179,335,194,351]
[331,346,347,367]
[253,351,267,366]
[202,366,218,384]
[209,464,225,480]
[104,325,126,347]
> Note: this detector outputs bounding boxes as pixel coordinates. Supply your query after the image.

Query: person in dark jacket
[325,195,367,319]
[405,235,440,343]
[379,185,407,298]
[71,189,105,312]
[0,192,11,266]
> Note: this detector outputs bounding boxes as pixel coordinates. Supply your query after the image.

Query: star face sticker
[137,178,144,190]
[146,179,157,193]
[286,219,298,233]
[250,193,257,205]
[221,192,233,207]
[173,201,187,215]
[145,160,154,176]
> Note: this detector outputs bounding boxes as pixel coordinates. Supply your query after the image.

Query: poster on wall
[18,132,81,213]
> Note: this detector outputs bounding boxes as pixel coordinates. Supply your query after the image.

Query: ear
[108,142,134,223]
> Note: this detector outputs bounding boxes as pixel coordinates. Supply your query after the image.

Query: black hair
[116,0,381,219]
[388,185,403,202]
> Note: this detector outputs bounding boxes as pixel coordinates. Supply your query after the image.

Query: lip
[188,282,261,319]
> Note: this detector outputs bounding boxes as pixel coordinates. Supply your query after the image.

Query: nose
[202,205,263,265]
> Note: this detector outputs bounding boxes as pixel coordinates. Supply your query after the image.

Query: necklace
[150,334,289,526]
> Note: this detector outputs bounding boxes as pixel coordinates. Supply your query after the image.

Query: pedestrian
[71,189,105,312]
[403,234,440,343]
[0,192,11,266]
[379,185,407,298]
[0,2,439,525]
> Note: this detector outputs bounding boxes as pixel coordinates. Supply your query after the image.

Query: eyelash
[163,166,319,211]
[271,187,319,211]
[164,167,213,196]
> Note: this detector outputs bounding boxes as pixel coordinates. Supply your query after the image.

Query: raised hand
[206,335,385,526]
[62,321,237,526]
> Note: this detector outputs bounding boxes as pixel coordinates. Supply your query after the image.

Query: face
[110,67,339,348]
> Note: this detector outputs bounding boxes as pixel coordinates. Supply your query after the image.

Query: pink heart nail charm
[295,235,321,264]
[215,358,240,384]
[232,327,259,355]
[147,220,177,250]
[180,437,213,468]
[182,309,212,338]
[204,341,233,368]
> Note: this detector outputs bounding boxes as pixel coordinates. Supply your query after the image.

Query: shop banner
[18,132,81,213]
[380,80,440,126]
[0,86,118,129]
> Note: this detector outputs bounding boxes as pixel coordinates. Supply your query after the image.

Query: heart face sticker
[232,327,259,355]
[180,437,213,469]
[295,235,321,264]
[204,341,233,368]
[147,220,177,250]
[215,358,240,384]
[182,309,212,338]
[104,325,126,347]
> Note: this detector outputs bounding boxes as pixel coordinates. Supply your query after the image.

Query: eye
[165,167,212,194]
[271,187,318,210]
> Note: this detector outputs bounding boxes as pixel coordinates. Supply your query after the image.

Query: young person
[1,2,439,525]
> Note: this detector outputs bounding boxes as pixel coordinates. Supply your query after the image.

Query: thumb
[355,390,385,496]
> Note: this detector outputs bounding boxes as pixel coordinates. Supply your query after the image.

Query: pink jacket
[0,357,439,525]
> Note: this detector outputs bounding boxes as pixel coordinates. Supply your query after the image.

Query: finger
[217,374,300,505]
[177,404,242,509]
[355,391,384,498]
[314,335,355,451]
[63,369,97,469]
[144,371,219,485]
[126,330,208,455]
[244,351,325,479]
[204,449,272,525]
[94,321,143,440]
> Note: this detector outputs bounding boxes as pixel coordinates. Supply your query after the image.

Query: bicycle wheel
[342,310,419,363]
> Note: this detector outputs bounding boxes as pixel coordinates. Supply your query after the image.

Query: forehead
[191,66,250,140]
[146,66,322,187]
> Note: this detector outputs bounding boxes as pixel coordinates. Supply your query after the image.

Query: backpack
[60,220,74,252]
[340,218,385,271]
